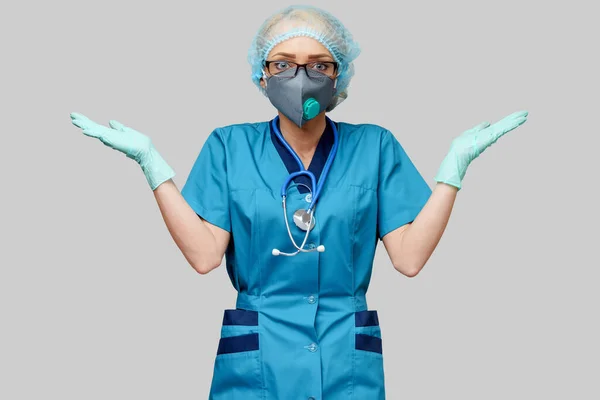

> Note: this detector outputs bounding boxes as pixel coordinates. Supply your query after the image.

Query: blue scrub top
[181,119,432,400]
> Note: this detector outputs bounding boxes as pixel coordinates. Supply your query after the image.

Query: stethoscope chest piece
[270,115,338,256]
[293,209,316,231]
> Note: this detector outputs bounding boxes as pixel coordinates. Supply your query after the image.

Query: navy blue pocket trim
[355,310,379,327]
[217,333,259,355]
[222,309,258,326]
[355,333,382,354]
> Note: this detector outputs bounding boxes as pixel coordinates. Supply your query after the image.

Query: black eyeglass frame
[263,60,339,78]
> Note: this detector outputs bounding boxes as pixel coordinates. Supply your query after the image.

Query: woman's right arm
[153,179,230,275]
[69,113,229,275]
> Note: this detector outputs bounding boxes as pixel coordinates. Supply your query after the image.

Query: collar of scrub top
[269,116,336,194]
[270,115,339,213]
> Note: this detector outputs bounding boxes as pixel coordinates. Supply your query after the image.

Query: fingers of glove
[100,126,135,150]
[466,121,491,134]
[488,115,528,140]
[72,114,128,141]
[488,110,528,136]
[71,114,110,139]
[80,120,126,148]
[109,120,143,140]
[70,112,91,123]
[99,131,135,153]
[81,129,101,139]
[109,119,128,132]
[472,117,527,155]
[70,112,98,131]
[503,110,529,121]
[82,129,112,147]
[70,113,126,144]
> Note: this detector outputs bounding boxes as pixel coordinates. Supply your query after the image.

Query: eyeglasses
[264,60,339,78]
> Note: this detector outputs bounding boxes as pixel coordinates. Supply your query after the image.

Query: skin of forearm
[389,182,458,276]
[153,179,221,273]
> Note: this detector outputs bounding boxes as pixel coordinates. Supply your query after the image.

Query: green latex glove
[70,112,175,190]
[434,110,528,190]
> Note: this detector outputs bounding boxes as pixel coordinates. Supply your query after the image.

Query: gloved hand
[434,110,528,190]
[70,112,175,190]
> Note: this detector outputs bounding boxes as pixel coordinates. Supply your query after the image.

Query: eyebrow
[308,53,334,60]
[270,52,296,58]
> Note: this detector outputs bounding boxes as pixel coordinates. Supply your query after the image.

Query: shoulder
[337,121,389,134]
[336,121,396,146]
[211,121,270,141]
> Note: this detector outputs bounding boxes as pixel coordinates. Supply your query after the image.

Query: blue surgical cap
[248,5,361,111]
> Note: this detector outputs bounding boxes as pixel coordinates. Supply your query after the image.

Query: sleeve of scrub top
[180,129,231,232]
[377,129,432,239]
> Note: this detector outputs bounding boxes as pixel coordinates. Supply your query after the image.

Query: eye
[310,62,331,72]
[273,61,291,70]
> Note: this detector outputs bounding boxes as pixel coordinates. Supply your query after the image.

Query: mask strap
[262,70,268,88]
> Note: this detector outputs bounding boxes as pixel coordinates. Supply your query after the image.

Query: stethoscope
[271,115,339,257]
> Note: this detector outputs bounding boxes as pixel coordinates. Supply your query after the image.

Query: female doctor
[70,5,528,400]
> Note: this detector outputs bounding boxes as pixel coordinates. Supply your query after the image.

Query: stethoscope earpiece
[272,245,325,257]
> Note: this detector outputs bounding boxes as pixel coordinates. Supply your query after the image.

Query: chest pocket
[209,309,265,399]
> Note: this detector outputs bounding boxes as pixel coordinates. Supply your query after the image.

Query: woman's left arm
[382,182,457,277]
[382,110,528,277]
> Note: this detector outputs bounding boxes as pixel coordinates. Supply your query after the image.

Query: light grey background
[1,0,598,398]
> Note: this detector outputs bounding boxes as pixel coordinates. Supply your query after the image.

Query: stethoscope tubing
[271,116,339,213]
[271,115,339,256]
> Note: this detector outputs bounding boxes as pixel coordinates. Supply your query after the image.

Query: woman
[70,5,528,399]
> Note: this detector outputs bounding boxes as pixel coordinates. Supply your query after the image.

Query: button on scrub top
[180,119,432,400]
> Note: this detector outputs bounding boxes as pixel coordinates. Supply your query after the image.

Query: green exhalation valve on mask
[303,98,320,120]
